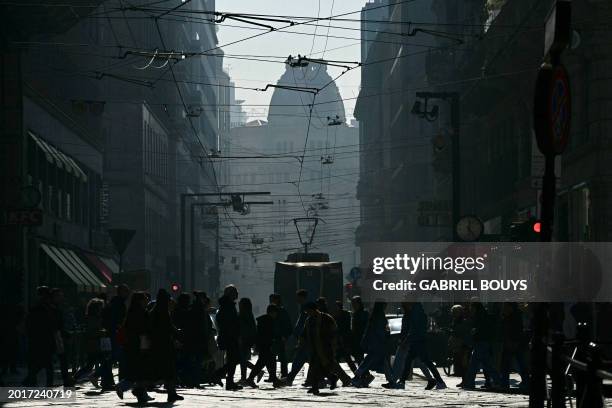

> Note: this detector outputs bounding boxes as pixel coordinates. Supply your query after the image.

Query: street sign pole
[530,2,571,407]
[179,192,272,290]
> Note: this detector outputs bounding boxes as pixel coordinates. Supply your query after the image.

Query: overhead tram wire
[83,2,552,29]
[111,0,421,57]
[24,63,541,115]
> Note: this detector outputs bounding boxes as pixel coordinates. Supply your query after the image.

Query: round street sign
[534,63,571,155]
[348,267,361,281]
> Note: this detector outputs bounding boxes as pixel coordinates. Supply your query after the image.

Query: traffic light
[533,221,541,233]
[171,283,181,293]
[509,217,541,241]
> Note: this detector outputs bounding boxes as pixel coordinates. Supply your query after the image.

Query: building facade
[223,63,360,313]
[1,0,229,304]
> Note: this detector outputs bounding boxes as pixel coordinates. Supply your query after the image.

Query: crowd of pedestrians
[0,283,533,403]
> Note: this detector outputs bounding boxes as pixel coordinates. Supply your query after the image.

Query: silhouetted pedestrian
[215,285,242,390]
[150,289,183,402]
[74,298,113,389]
[269,293,292,379]
[103,284,130,382]
[499,303,529,391]
[238,297,257,384]
[283,289,310,385]
[332,300,358,373]
[119,292,153,404]
[22,286,55,386]
[460,302,501,389]
[352,301,388,387]
[244,304,283,388]
[350,296,368,364]
[385,303,446,390]
[303,302,351,394]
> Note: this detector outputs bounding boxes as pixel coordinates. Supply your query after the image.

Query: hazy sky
[216,0,367,121]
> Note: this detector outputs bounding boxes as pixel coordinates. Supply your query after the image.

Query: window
[66,192,71,221]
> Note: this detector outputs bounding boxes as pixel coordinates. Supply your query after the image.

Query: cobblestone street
[4,366,532,408]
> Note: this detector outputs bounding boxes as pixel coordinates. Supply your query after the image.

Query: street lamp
[411,91,460,241]
[411,99,439,122]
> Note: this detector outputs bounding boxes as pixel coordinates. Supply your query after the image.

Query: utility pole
[189,202,222,291]
[412,92,460,240]
[530,2,572,407]
[180,192,272,290]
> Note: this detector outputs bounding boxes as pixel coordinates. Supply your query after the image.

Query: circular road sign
[534,64,571,155]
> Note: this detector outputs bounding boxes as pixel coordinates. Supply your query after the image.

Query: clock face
[456,216,483,242]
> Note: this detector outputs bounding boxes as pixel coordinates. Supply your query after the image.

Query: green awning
[41,243,90,292]
[29,131,88,182]
[57,247,107,291]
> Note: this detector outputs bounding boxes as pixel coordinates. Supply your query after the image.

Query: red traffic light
[171,283,180,292]
[345,282,353,290]
[533,221,541,233]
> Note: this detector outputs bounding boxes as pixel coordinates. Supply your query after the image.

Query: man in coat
[22,287,55,386]
[215,285,242,390]
[244,304,283,388]
[350,296,369,364]
[283,289,310,386]
[269,293,292,379]
[303,302,351,395]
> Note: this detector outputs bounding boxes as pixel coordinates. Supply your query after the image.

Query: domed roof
[267,63,345,126]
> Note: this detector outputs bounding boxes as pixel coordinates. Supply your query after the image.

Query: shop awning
[57,247,107,291]
[29,131,88,182]
[84,253,116,283]
[41,243,90,292]
[101,257,119,275]
[40,243,107,292]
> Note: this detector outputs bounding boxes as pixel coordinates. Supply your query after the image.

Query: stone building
[430,0,612,241]
[355,0,446,258]
[224,63,360,313]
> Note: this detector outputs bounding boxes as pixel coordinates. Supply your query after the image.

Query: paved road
[3,365,532,408]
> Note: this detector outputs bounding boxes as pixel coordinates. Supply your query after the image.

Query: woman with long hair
[149,289,183,402]
[237,297,257,384]
[352,301,390,387]
[74,297,113,389]
[117,291,153,404]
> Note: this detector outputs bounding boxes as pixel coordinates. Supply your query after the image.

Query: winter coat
[502,309,525,350]
[274,306,293,340]
[103,296,127,336]
[334,309,352,347]
[239,312,257,349]
[471,307,495,343]
[187,302,211,354]
[293,307,307,338]
[84,315,106,354]
[26,303,55,359]
[360,314,389,354]
[351,309,369,349]
[149,307,177,381]
[216,295,240,350]
[123,309,152,381]
[406,304,427,343]
[255,314,275,351]
[305,312,338,366]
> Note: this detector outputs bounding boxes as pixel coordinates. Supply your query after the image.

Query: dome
[267,63,345,126]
